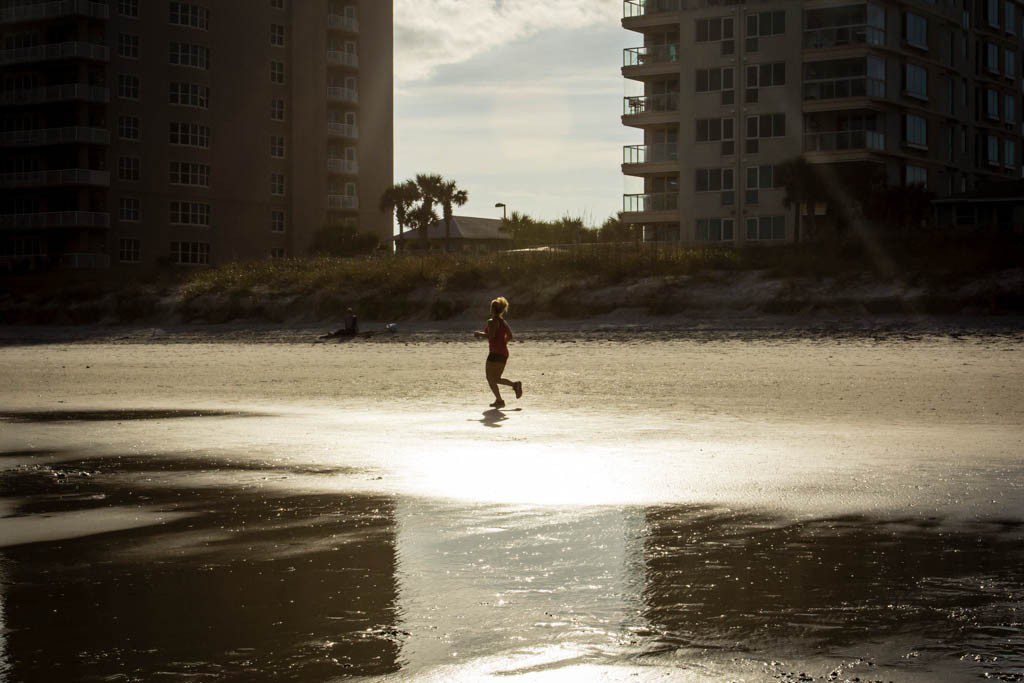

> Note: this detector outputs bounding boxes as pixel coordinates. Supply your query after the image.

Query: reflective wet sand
[0,333,1021,681]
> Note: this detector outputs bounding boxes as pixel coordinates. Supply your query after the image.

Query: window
[986,43,1001,74]
[1006,48,1016,78]
[987,89,1001,120]
[170,201,210,226]
[695,17,733,41]
[271,24,285,46]
[987,0,1001,27]
[746,62,786,88]
[168,82,209,108]
[119,157,140,182]
[944,76,955,115]
[270,248,286,259]
[904,63,927,100]
[745,216,786,241]
[905,165,927,186]
[1007,2,1017,33]
[696,67,734,92]
[118,0,138,17]
[987,135,1000,166]
[118,116,139,140]
[169,122,210,148]
[746,10,785,51]
[746,165,779,189]
[119,238,141,263]
[270,60,285,84]
[1006,93,1016,122]
[904,114,928,148]
[271,210,286,233]
[119,198,140,222]
[905,12,927,49]
[118,33,139,59]
[118,74,140,100]
[169,162,210,186]
[746,113,786,139]
[696,117,734,142]
[170,241,210,265]
[695,168,734,192]
[169,42,209,69]
[271,98,285,120]
[1005,139,1016,168]
[169,2,209,30]
[695,218,734,242]
[271,172,285,195]
[270,135,285,158]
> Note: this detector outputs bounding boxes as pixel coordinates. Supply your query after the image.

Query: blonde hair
[490,297,509,318]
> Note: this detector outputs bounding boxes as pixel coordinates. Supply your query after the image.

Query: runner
[473,297,523,409]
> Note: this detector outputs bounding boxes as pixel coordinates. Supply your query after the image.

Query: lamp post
[495,202,507,221]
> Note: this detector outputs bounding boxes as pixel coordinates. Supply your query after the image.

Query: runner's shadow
[475,408,522,428]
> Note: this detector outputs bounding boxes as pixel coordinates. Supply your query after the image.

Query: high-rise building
[0,0,393,270]
[621,0,1022,244]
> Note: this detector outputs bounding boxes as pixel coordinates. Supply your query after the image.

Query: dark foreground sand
[0,329,1022,681]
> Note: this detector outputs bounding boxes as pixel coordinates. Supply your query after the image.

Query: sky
[393,0,635,225]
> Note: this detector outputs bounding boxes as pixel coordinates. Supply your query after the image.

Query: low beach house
[393,216,511,252]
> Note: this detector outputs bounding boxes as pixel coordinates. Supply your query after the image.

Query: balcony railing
[328,194,359,210]
[61,252,110,269]
[623,192,679,213]
[327,158,359,174]
[0,169,110,188]
[0,42,109,65]
[327,13,359,32]
[0,84,109,106]
[804,130,885,152]
[624,44,680,68]
[0,126,110,146]
[803,24,885,49]
[327,122,359,139]
[0,0,109,23]
[0,211,110,229]
[623,93,679,116]
[327,86,358,103]
[623,0,681,19]
[802,77,885,101]
[623,143,679,164]
[327,50,359,68]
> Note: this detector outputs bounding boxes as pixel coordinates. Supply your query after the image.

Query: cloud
[395,0,621,81]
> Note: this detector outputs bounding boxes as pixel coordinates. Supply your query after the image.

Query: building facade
[0,0,393,270]
[621,0,1023,244]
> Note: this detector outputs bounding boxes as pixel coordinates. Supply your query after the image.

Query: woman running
[474,297,523,408]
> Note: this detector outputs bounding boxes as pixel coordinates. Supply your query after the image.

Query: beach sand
[0,328,1021,681]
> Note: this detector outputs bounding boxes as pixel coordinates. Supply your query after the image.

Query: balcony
[623,191,679,214]
[0,0,109,23]
[327,13,359,33]
[327,50,359,68]
[0,211,110,229]
[622,143,679,175]
[328,194,358,210]
[0,84,109,106]
[327,158,359,174]
[0,169,110,188]
[622,93,679,126]
[804,130,885,153]
[327,121,359,139]
[623,0,680,20]
[803,25,885,50]
[623,44,680,78]
[0,126,110,146]
[327,86,358,103]
[802,77,885,102]
[0,42,109,66]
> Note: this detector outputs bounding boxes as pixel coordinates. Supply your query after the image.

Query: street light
[495,202,507,221]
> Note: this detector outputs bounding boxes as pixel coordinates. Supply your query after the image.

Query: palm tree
[413,174,444,251]
[433,178,469,252]
[379,180,421,249]
[776,157,826,242]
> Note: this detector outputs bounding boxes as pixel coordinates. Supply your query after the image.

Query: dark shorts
[486,353,508,364]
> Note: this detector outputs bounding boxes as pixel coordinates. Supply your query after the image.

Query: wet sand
[0,332,1022,681]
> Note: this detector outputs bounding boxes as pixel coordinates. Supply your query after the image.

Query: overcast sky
[393,0,634,224]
